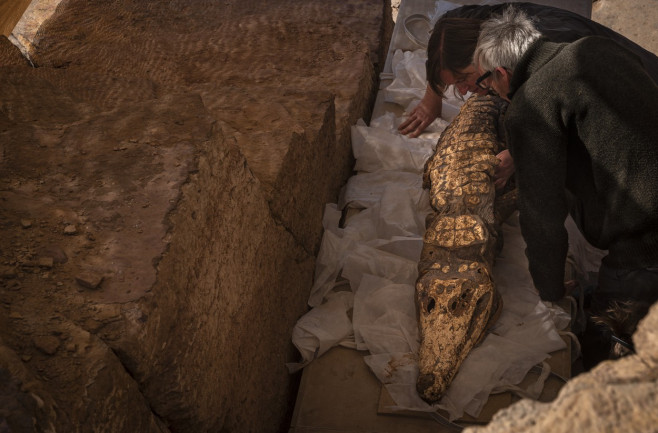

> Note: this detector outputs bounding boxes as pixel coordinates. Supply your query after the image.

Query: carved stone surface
[463,302,658,433]
[416,95,509,402]
[0,35,27,65]
[0,1,392,432]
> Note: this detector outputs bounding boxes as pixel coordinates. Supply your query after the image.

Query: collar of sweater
[508,37,567,99]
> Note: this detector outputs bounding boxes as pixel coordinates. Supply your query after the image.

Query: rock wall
[464,302,658,432]
[0,0,32,36]
[0,1,393,432]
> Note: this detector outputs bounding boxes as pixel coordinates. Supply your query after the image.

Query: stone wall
[464,302,658,432]
[0,1,393,431]
[0,0,32,36]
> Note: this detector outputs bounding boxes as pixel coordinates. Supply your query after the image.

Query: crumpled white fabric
[307,193,430,308]
[286,290,354,373]
[290,39,585,421]
[340,170,424,210]
[382,50,463,127]
[370,110,448,140]
[351,119,436,174]
[384,49,428,109]
[564,214,607,282]
[353,274,419,353]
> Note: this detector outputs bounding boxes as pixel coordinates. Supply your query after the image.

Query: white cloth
[290,42,579,420]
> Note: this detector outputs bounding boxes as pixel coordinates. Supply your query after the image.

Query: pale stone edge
[8,0,64,63]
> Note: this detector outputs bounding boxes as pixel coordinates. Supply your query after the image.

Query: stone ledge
[0,1,392,432]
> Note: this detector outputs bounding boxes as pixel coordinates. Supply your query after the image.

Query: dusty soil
[0,1,393,432]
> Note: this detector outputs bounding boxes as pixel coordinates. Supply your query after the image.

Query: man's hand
[494,149,515,190]
[398,85,443,138]
[564,279,579,298]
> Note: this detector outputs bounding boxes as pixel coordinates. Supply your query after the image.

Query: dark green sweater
[505,37,658,301]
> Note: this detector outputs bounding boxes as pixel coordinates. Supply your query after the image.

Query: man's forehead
[439,65,476,82]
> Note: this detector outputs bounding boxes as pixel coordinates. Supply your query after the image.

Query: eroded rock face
[0,1,392,432]
[464,302,658,433]
[0,36,27,65]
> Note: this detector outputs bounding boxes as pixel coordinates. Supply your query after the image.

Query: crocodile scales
[415,94,515,403]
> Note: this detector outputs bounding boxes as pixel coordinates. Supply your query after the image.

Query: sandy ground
[592,0,658,54]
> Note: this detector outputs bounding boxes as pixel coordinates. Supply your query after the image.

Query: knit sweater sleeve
[505,93,570,302]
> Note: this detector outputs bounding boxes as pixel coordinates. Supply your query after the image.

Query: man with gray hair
[473,7,658,367]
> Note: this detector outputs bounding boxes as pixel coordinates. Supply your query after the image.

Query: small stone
[38,245,68,264]
[37,257,54,268]
[21,355,32,362]
[65,343,77,352]
[64,225,78,235]
[9,311,23,319]
[75,272,104,290]
[33,336,60,355]
[20,219,32,228]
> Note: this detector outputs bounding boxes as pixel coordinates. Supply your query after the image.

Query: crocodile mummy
[415,94,514,403]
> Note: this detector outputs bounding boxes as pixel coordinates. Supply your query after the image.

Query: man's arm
[397,84,443,137]
[506,100,571,302]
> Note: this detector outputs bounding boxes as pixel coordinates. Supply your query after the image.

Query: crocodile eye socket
[476,291,491,306]
[427,298,436,313]
[473,292,492,315]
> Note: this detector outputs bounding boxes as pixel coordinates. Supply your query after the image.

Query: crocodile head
[415,263,500,403]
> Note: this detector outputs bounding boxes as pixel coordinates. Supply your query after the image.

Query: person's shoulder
[569,35,635,52]
[572,35,619,48]
[568,36,636,60]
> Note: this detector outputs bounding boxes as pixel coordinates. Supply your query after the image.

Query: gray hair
[473,6,542,73]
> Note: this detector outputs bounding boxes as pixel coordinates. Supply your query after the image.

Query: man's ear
[494,66,509,81]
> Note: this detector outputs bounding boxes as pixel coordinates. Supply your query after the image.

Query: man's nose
[456,83,470,95]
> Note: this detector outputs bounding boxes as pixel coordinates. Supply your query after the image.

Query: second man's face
[439,65,489,96]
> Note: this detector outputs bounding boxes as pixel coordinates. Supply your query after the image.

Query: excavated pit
[0,1,393,431]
